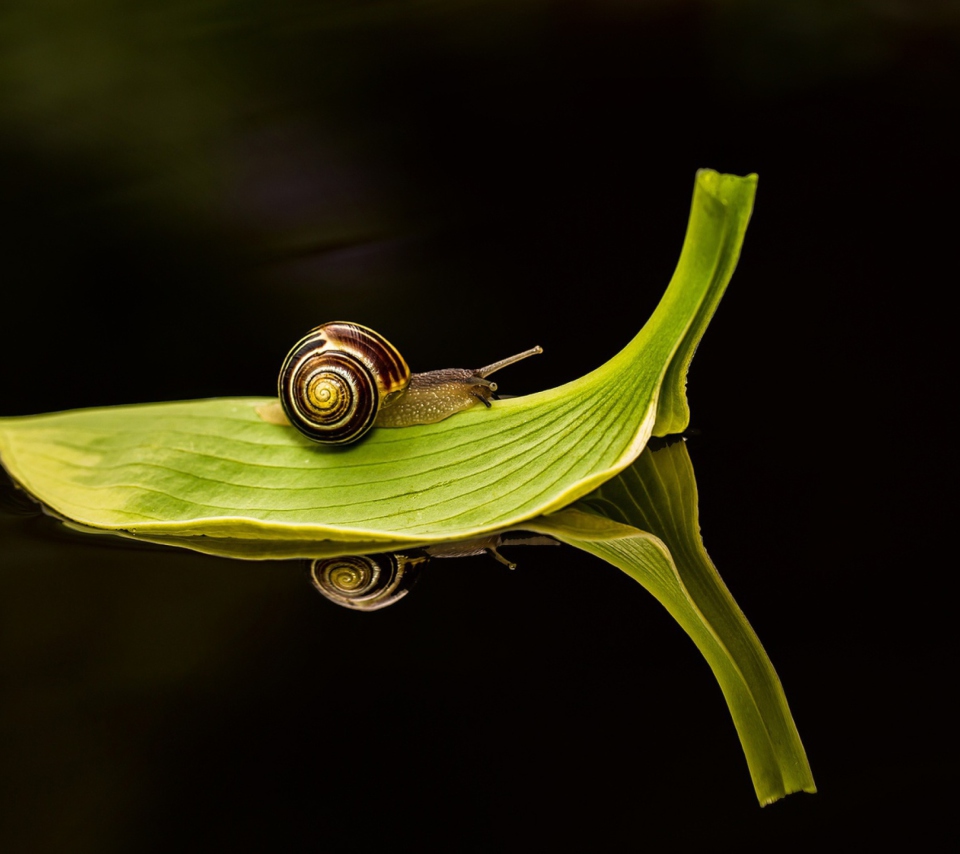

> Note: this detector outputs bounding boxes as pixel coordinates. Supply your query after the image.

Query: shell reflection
[308,533,558,610]
[309,553,427,611]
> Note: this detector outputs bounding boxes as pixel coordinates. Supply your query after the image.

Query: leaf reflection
[0,436,814,807]
[528,438,817,806]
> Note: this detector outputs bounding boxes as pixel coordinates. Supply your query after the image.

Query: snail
[260,321,542,444]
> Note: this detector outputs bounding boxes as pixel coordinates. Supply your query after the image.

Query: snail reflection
[308,533,558,610]
[257,321,542,444]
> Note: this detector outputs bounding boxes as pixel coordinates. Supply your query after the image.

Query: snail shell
[308,553,425,610]
[279,322,410,444]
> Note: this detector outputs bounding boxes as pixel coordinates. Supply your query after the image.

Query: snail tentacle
[474,345,543,379]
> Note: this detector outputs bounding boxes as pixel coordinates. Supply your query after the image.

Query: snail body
[274,321,542,445]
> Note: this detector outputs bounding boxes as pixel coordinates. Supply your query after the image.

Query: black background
[1,2,955,851]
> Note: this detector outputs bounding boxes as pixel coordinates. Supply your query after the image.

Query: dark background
[1,2,954,851]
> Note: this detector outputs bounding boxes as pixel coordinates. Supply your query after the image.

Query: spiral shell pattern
[308,553,421,610]
[279,322,410,444]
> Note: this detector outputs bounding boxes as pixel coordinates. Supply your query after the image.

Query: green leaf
[528,439,817,806]
[0,170,756,543]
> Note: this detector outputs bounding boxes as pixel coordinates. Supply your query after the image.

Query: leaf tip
[695,168,759,204]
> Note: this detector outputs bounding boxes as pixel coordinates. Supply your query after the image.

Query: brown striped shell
[278,321,411,444]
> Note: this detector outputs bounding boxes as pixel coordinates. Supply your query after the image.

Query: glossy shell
[279,322,410,444]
